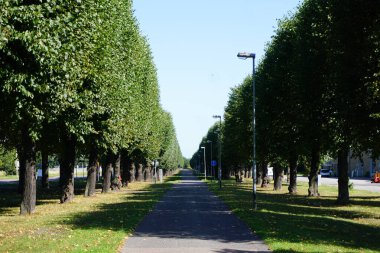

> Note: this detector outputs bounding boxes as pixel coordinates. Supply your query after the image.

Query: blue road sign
[211,160,217,166]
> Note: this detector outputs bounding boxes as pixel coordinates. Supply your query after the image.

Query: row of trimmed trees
[0,0,183,215]
[191,0,380,204]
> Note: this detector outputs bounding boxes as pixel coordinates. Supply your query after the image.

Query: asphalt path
[121,169,271,253]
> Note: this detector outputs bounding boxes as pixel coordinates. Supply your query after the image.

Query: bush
[0,146,17,175]
[348,178,354,190]
[297,163,310,176]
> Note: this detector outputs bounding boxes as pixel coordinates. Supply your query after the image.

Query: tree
[326,0,380,204]
[223,77,252,180]
[0,0,183,212]
[290,0,332,196]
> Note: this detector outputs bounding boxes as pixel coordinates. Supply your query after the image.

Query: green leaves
[0,0,182,166]
[193,0,380,174]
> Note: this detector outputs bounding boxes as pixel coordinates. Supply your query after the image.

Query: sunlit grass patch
[206,178,380,253]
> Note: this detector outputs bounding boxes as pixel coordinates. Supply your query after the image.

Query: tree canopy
[0,0,183,214]
[193,0,380,204]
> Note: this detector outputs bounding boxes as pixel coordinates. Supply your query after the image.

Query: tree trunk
[60,135,76,203]
[149,166,154,181]
[286,167,290,183]
[127,158,135,183]
[234,168,240,182]
[240,169,244,182]
[41,149,49,189]
[288,154,298,194]
[337,148,349,205]
[111,153,122,191]
[96,164,100,182]
[135,162,143,182]
[20,128,37,215]
[308,147,320,196]
[121,152,128,187]
[222,167,229,179]
[257,164,263,186]
[102,153,113,193]
[85,146,98,197]
[17,146,26,194]
[261,162,269,187]
[143,164,151,181]
[273,164,283,191]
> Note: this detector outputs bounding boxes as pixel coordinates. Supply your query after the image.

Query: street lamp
[237,52,257,210]
[213,115,222,189]
[201,146,206,180]
[207,140,213,179]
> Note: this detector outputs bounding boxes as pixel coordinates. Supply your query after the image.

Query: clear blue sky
[133,0,301,158]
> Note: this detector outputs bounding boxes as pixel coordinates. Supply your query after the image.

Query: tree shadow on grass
[0,179,105,215]
[0,185,21,214]
[215,184,380,220]
[0,169,182,215]
[209,182,380,252]
[349,195,380,207]
[235,207,380,252]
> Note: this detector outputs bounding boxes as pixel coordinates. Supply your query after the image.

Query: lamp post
[201,146,206,180]
[213,115,222,189]
[237,52,257,210]
[207,140,213,178]
[197,153,201,174]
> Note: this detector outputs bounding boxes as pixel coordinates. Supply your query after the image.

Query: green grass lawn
[206,178,380,253]
[0,174,19,180]
[0,172,180,253]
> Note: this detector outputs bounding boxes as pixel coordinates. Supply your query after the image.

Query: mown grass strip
[0,172,181,253]
[206,178,380,253]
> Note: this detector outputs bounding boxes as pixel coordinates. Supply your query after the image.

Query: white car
[320,168,333,177]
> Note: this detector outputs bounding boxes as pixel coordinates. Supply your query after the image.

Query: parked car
[320,168,333,177]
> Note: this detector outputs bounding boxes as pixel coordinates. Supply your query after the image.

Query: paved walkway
[121,169,271,253]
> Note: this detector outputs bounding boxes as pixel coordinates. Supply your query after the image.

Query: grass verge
[0,172,181,253]
[206,178,380,253]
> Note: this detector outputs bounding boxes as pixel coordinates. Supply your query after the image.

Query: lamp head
[237,52,255,59]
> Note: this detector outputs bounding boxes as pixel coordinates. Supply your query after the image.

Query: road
[297,176,380,193]
[121,169,271,253]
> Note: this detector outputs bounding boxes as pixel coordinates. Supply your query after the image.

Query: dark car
[320,168,333,177]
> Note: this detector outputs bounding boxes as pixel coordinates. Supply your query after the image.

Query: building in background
[322,151,380,178]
